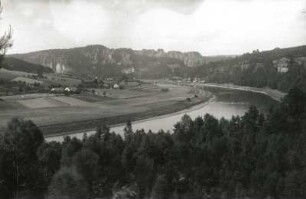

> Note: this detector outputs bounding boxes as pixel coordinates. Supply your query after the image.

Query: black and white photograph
[0,0,306,198]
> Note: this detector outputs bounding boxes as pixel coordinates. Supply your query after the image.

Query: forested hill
[1,87,306,199]
[2,57,53,74]
[191,45,306,92]
[9,45,231,78]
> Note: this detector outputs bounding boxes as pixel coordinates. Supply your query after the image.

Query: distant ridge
[8,45,232,78]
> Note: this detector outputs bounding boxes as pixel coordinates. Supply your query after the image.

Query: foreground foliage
[0,88,306,199]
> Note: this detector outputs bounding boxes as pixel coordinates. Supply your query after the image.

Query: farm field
[0,68,36,80]
[0,68,81,86]
[0,83,211,135]
[45,74,82,86]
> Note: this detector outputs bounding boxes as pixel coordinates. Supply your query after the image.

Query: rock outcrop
[10,45,230,77]
[135,49,206,67]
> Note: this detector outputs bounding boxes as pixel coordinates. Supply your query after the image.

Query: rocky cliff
[135,49,206,67]
[10,45,230,77]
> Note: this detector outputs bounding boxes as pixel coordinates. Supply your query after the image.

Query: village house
[295,57,306,68]
[50,87,64,93]
[273,57,290,73]
[103,78,115,89]
[122,67,135,74]
[64,87,78,93]
[193,78,200,83]
[105,77,114,81]
[113,84,120,89]
[240,62,250,70]
[118,80,140,89]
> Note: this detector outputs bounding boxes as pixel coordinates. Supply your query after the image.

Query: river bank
[45,83,281,141]
[45,96,216,142]
[39,85,212,137]
[195,83,286,102]
[46,83,280,142]
[0,84,211,134]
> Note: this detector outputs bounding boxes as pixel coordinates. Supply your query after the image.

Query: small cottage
[273,57,290,73]
[113,84,119,89]
[64,87,78,93]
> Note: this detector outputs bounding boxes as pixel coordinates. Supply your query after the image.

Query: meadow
[0,83,211,135]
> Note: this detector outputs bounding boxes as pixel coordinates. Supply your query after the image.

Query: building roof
[64,87,78,91]
[51,87,64,92]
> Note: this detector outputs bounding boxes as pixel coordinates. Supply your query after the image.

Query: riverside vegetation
[0,87,305,199]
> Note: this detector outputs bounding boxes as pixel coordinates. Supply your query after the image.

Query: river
[46,87,278,142]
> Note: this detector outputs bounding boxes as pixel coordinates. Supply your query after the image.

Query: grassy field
[0,100,25,110]
[0,69,36,80]
[45,74,82,86]
[0,68,82,87]
[0,83,211,135]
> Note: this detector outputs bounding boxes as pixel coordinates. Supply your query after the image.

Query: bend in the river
[46,84,281,142]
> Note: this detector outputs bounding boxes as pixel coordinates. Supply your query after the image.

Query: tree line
[0,87,306,199]
[188,47,306,93]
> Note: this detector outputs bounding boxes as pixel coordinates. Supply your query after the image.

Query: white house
[273,57,290,73]
[51,87,64,93]
[64,87,78,92]
[295,57,306,68]
[122,67,135,74]
[113,84,119,89]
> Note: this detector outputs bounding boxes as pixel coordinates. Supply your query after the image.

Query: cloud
[129,0,306,55]
[3,0,205,15]
[49,0,110,42]
[1,0,306,55]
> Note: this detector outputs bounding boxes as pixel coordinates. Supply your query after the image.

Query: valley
[2,44,304,137]
[0,80,211,135]
[1,1,306,198]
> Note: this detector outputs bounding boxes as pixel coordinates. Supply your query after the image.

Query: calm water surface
[46,87,278,142]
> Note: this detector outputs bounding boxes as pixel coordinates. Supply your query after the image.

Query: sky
[1,0,306,55]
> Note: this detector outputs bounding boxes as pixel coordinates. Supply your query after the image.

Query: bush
[47,168,88,199]
[161,88,169,92]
